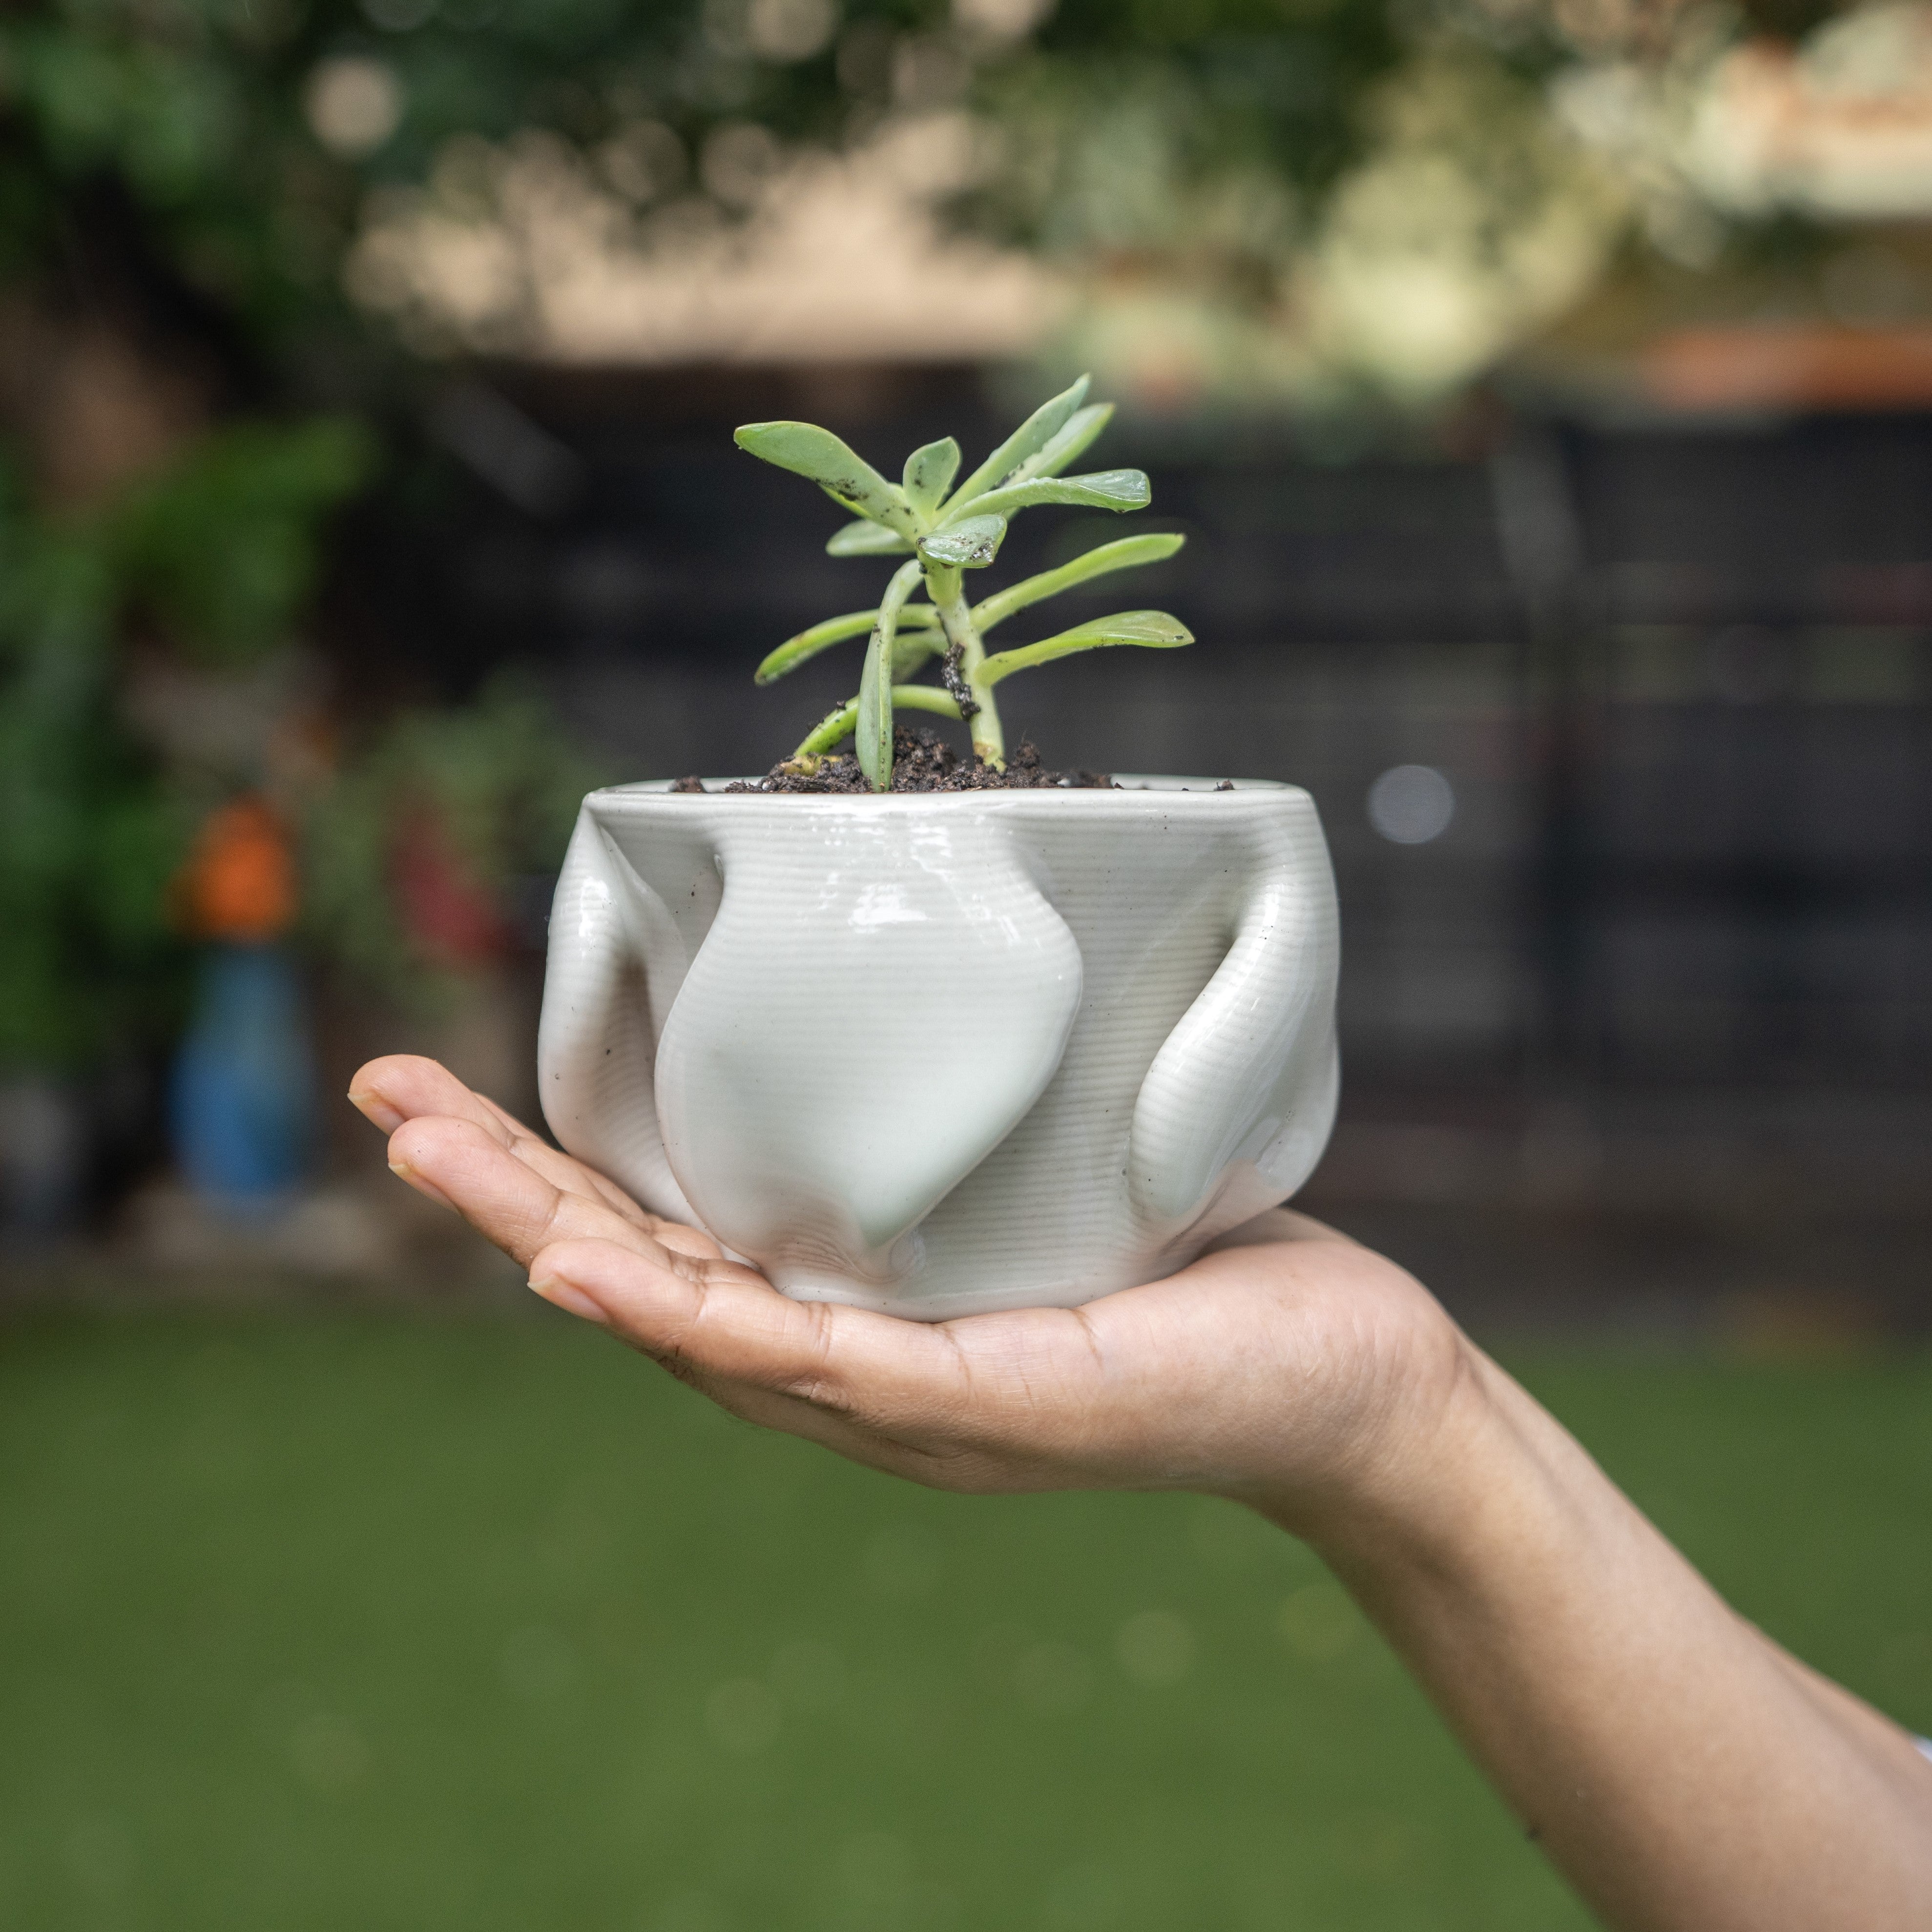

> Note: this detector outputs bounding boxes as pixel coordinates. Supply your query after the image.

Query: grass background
[2,1307,1930,1932]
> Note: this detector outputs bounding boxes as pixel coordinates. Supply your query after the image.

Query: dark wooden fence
[374,367,1932,1134]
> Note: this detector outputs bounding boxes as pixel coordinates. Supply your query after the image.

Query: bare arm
[352,1054,1932,1931]
[1308,1349,1932,1931]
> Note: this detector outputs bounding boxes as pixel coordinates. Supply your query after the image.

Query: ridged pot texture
[539,778,1340,1321]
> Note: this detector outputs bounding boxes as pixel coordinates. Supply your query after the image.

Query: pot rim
[590,773,1299,805]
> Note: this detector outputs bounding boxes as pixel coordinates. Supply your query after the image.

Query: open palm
[350,1055,1466,1523]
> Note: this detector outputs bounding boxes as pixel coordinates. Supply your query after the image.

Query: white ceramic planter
[538,778,1339,1320]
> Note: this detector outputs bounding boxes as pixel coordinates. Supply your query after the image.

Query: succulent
[734,377,1191,789]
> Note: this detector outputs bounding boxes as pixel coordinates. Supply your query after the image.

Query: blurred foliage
[112,420,373,666]
[0,0,1869,376]
[0,0,1898,1072]
[0,0,990,351]
[0,511,186,1068]
[0,420,370,1069]
[303,673,603,1012]
[976,0,1404,264]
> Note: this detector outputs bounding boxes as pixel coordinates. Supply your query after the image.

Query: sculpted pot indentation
[652,815,1082,1282]
[538,779,1340,1320]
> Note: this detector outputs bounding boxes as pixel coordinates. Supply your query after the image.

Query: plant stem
[924,561,1004,767]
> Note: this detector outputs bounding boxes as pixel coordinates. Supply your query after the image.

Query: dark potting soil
[677,727,1120,794]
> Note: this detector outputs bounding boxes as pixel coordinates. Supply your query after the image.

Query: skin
[351,1052,1932,1932]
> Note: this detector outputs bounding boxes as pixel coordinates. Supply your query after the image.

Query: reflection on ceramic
[539,779,1339,1321]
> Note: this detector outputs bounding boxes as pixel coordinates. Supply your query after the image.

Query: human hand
[349,1055,1474,1535]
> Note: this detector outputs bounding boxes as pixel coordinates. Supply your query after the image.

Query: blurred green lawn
[3,1309,1929,1932]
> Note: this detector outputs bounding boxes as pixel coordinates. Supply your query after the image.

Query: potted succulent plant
[538,380,1339,1320]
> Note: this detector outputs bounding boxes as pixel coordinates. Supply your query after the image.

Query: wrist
[1249,1326,1520,1565]
[1289,1343,1616,1641]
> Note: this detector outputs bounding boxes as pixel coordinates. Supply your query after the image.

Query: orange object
[180,795,299,942]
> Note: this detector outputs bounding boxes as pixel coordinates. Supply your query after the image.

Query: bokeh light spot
[1014,1641,1094,1713]
[705,1677,782,1753]
[770,1636,847,1711]
[656,1890,730,1932]
[1367,764,1455,844]
[1277,1582,1362,1662]
[499,1624,578,1704]
[1114,1608,1196,1686]
[289,1711,369,1791]
[304,58,403,159]
[862,1522,941,1601]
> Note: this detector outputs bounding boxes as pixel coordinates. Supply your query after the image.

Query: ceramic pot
[538,778,1339,1321]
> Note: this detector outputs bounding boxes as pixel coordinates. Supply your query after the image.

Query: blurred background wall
[0,0,1928,1335]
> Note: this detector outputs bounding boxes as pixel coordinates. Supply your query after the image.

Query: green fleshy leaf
[916,514,1007,570]
[756,605,937,685]
[942,469,1149,529]
[1006,403,1114,486]
[973,532,1185,633]
[792,686,962,764]
[827,518,914,557]
[855,559,923,790]
[755,609,874,685]
[856,628,890,789]
[944,374,1091,512]
[890,684,962,720]
[978,610,1193,687]
[734,422,916,535]
[902,438,960,522]
[794,699,861,763]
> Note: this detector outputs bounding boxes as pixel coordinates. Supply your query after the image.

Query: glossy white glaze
[539,778,1339,1319]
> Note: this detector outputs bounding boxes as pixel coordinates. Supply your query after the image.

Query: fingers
[350,1053,669,1236]
[462,1119,657,1232]
[350,1055,509,1136]
[389,1114,668,1271]
[527,1236,1121,1490]
[529,1236,1006,1480]
[531,1235,955,1409]
[351,1056,577,1190]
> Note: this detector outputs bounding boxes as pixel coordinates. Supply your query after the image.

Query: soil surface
[683,727,1120,794]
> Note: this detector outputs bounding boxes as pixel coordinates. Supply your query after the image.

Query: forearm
[1271,1344,1932,1932]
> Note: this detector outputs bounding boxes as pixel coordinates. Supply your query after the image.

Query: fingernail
[349,1089,407,1132]
[529,1274,610,1326]
[389,1159,455,1210]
